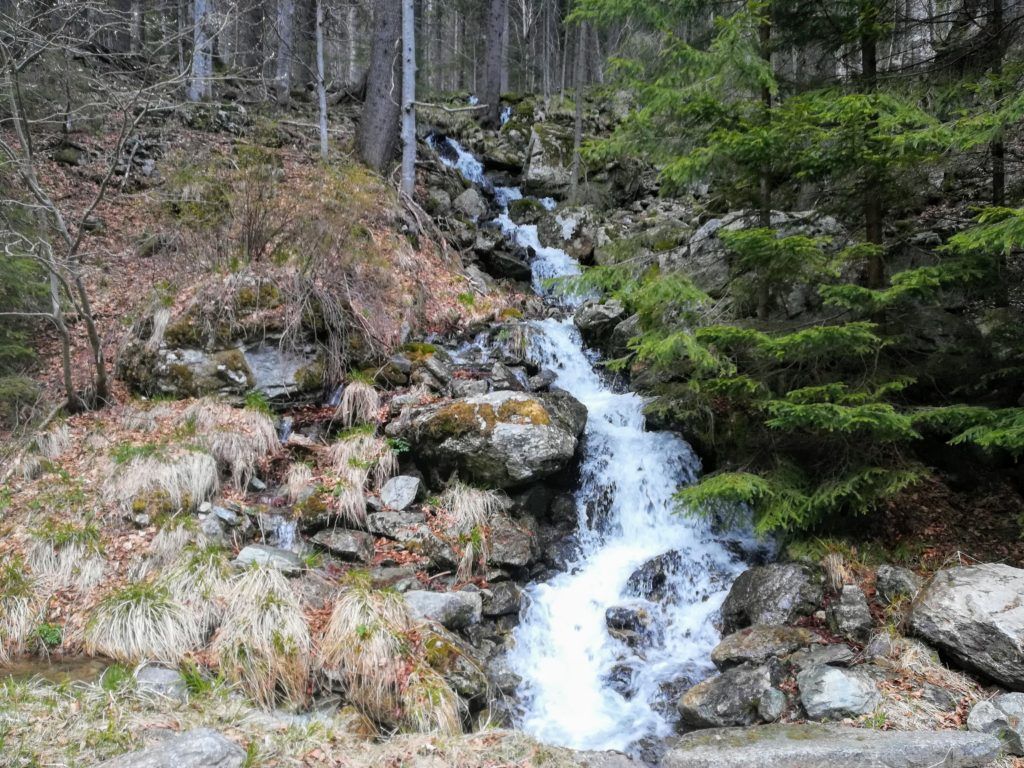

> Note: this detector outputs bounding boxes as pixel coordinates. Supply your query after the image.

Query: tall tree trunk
[357,0,401,173]
[990,0,1004,207]
[242,0,265,71]
[400,0,416,196]
[346,2,359,84]
[482,0,506,128]
[756,5,773,320]
[860,3,884,289]
[275,0,295,105]
[568,21,585,204]
[316,0,328,160]
[187,0,212,101]
[130,0,144,54]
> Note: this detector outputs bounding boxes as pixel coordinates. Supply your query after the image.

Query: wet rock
[662,723,1000,768]
[483,581,522,617]
[527,369,557,392]
[423,627,490,704]
[388,390,587,489]
[311,529,375,563]
[233,545,303,575]
[486,655,522,695]
[94,728,244,768]
[380,475,421,511]
[826,585,873,643]
[404,589,482,630]
[786,643,857,671]
[909,563,1024,690]
[574,300,626,347]
[711,625,816,670]
[967,693,1024,754]
[625,551,683,602]
[606,603,653,634]
[678,664,779,728]
[876,564,922,606]
[721,563,823,633]
[487,515,539,569]
[797,664,881,720]
[451,379,490,397]
[480,246,533,282]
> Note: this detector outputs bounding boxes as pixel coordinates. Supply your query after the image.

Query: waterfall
[432,135,754,754]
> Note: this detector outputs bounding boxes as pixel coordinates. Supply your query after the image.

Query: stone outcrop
[720,563,823,633]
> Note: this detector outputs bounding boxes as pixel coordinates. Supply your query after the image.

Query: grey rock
[388,390,587,489]
[606,603,653,634]
[425,188,452,216]
[367,510,427,538]
[422,627,490,702]
[527,369,557,392]
[370,565,420,592]
[758,688,788,722]
[451,379,490,398]
[233,544,303,575]
[786,643,857,671]
[380,475,421,511]
[909,563,1024,690]
[94,728,244,768]
[311,529,375,563]
[721,563,823,633]
[712,625,816,670]
[827,585,873,643]
[454,188,487,220]
[797,664,881,720]
[662,723,1000,768]
[574,300,627,347]
[134,665,186,700]
[487,515,538,569]
[967,693,1024,755]
[625,550,683,602]
[404,589,482,630]
[483,582,522,617]
[523,123,574,197]
[678,664,777,728]
[876,564,922,605]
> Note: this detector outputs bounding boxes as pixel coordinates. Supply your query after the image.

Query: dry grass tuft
[822,552,850,592]
[84,580,201,664]
[184,399,279,489]
[148,520,201,568]
[329,431,398,489]
[146,307,171,351]
[212,566,311,709]
[162,544,231,636]
[33,424,71,460]
[29,521,106,591]
[332,465,370,528]
[0,558,44,664]
[285,463,316,503]
[438,482,510,581]
[320,574,415,723]
[399,663,463,735]
[335,381,380,427]
[106,449,220,512]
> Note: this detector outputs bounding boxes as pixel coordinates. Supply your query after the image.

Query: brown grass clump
[28,520,106,591]
[329,430,398,489]
[438,482,511,581]
[399,662,463,735]
[33,423,71,460]
[83,580,202,664]
[183,399,278,488]
[284,462,316,503]
[0,558,44,664]
[212,566,311,709]
[335,381,380,428]
[162,544,231,636]
[105,449,219,512]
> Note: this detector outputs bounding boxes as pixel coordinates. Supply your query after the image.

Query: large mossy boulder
[522,123,575,197]
[389,390,587,488]
[909,563,1024,690]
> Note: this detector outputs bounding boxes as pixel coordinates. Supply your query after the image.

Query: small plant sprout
[106,449,219,513]
[319,573,414,724]
[0,558,44,664]
[84,581,201,664]
[438,481,511,581]
[335,380,380,428]
[212,566,311,709]
[28,520,106,591]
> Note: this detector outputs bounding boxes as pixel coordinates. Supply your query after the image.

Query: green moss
[401,342,437,362]
[163,317,205,348]
[427,397,550,440]
[498,307,524,320]
[294,358,325,391]
[496,398,551,425]
[235,281,282,310]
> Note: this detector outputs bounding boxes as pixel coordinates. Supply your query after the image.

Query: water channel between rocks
[431,135,756,754]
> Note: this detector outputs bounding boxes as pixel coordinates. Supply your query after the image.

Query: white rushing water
[431,134,753,753]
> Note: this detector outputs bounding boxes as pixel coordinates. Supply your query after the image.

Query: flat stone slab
[662,724,1000,768]
[94,728,244,768]
[311,529,375,563]
[233,544,303,575]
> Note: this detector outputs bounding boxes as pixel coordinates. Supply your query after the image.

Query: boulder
[453,188,487,220]
[380,475,421,511]
[388,390,587,488]
[721,563,823,633]
[909,564,1024,690]
[233,544,303,575]
[678,664,778,728]
[94,728,244,768]
[786,643,857,671]
[311,529,375,563]
[134,665,186,700]
[876,564,922,606]
[487,515,539,569]
[422,627,490,703]
[522,123,574,197]
[967,693,1024,754]
[367,510,427,538]
[480,245,533,282]
[405,589,482,630]
[797,665,881,720]
[483,582,522,617]
[662,723,1000,768]
[625,550,683,602]
[711,625,816,670]
[826,585,873,643]
[574,300,626,347]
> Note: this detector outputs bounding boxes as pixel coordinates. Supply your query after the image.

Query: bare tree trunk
[275,0,295,105]
[569,21,585,204]
[990,0,1004,207]
[242,0,265,71]
[356,0,401,173]
[131,0,144,54]
[400,0,416,197]
[316,0,328,159]
[187,0,212,101]
[860,6,884,289]
[482,0,506,128]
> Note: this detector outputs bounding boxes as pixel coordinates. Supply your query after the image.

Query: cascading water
[431,134,756,754]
